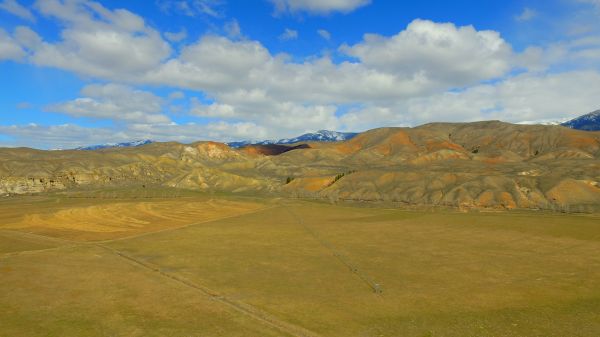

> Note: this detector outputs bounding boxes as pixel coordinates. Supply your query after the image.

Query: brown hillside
[1,122,599,211]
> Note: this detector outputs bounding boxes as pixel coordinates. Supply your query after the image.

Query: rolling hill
[1,121,599,211]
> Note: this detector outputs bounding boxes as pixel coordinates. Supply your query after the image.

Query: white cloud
[45,83,170,124]
[164,28,187,42]
[338,71,600,131]
[0,123,129,149]
[12,17,520,108]
[317,29,331,40]
[3,2,600,147]
[340,19,513,89]
[279,28,298,41]
[189,93,340,135]
[191,99,237,118]
[13,26,42,50]
[0,120,270,149]
[128,121,267,143]
[516,36,600,71]
[0,0,35,21]
[270,0,370,15]
[515,7,537,22]
[156,0,224,18]
[0,27,25,60]
[143,20,518,108]
[29,0,172,79]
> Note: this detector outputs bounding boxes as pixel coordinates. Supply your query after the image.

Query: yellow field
[1,194,599,336]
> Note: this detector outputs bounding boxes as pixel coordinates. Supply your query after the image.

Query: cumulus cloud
[270,0,370,15]
[45,83,170,124]
[0,27,25,60]
[340,20,513,89]
[29,0,172,79]
[11,15,521,107]
[129,19,537,138]
[279,28,298,40]
[0,0,35,21]
[338,71,600,131]
[190,93,340,135]
[417,71,600,124]
[13,26,42,50]
[2,2,600,147]
[143,20,518,108]
[6,78,600,148]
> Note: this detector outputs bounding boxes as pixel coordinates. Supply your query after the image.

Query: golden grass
[0,245,285,337]
[0,230,61,255]
[0,194,268,241]
[1,195,599,336]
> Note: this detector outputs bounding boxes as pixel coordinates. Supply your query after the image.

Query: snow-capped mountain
[561,110,600,131]
[76,140,154,151]
[517,118,571,126]
[227,130,358,148]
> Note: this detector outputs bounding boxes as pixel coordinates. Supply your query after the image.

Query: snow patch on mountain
[561,110,600,131]
[228,130,358,148]
[76,140,154,150]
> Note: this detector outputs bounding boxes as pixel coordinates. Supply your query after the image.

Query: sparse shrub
[328,170,357,187]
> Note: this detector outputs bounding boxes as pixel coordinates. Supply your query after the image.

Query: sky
[0,0,599,149]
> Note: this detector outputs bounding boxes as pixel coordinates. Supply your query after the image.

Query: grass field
[1,193,599,336]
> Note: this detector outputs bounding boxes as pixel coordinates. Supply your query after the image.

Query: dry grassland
[1,194,599,336]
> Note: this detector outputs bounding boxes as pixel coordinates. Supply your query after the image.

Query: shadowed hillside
[1,121,599,211]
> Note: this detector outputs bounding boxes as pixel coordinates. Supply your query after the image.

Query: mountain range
[2,120,599,212]
[74,110,600,151]
[76,139,154,151]
[73,130,358,151]
[226,130,358,148]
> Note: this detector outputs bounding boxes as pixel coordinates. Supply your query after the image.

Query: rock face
[2,121,600,211]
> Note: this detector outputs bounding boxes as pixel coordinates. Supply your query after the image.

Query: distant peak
[75,139,154,151]
[228,130,358,148]
[561,109,600,131]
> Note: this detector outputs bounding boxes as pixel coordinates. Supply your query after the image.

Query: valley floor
[1,193,599,336]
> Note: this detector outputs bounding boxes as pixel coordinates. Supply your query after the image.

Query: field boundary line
[0,229,83,259]
[97,244,321,337]
[286,207,383,294]
[0,244,83,260]
[0,229,77,245]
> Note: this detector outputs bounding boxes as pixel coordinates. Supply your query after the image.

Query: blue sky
[1,0,599,149]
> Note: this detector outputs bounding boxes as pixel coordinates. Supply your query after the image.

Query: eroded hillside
[1,121,599,211]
